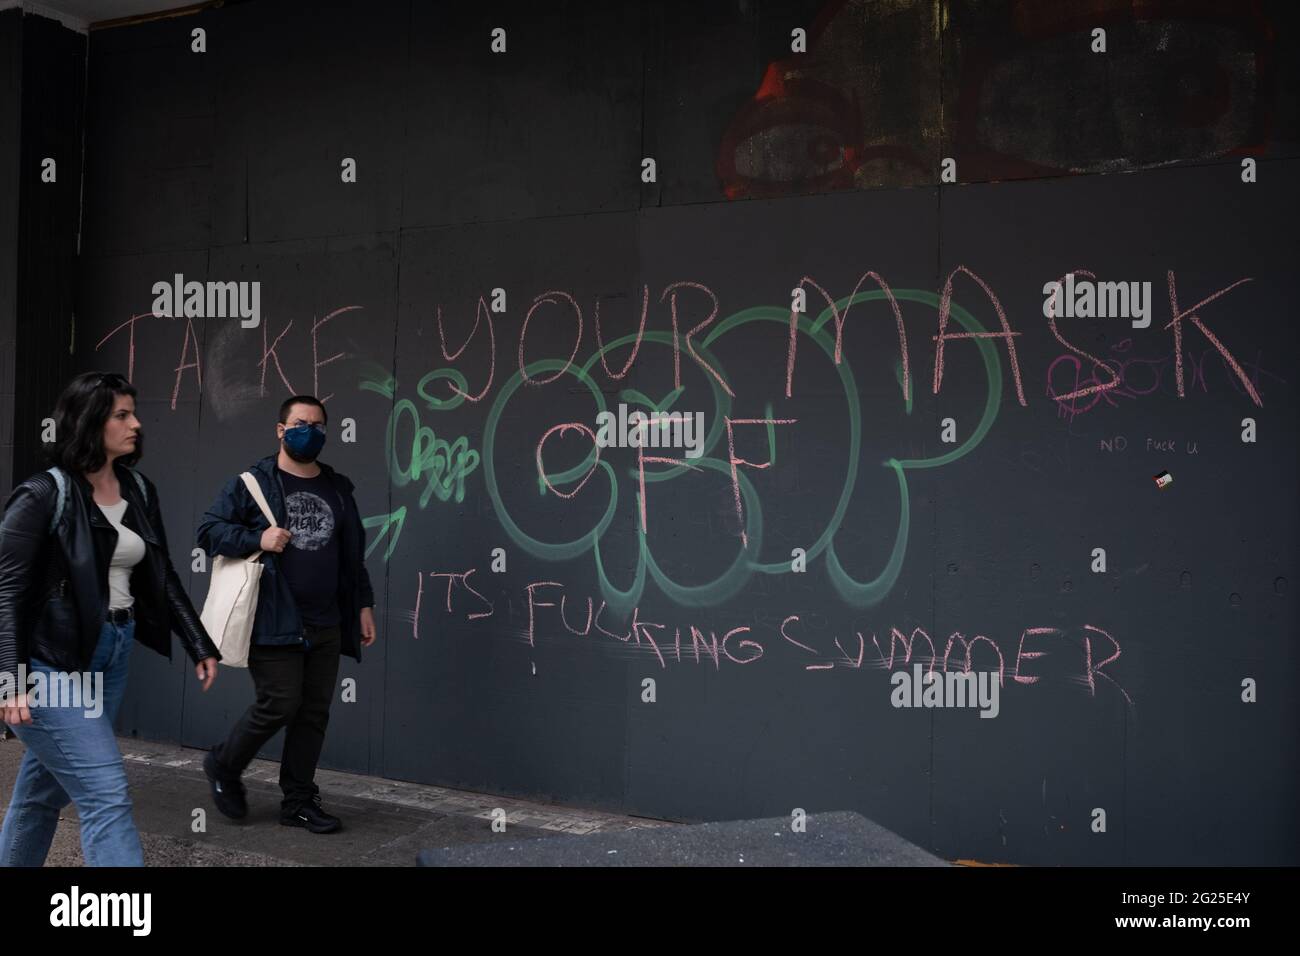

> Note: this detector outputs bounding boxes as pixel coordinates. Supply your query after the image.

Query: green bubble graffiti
[361,291,1000,613]
[359,364,482,561]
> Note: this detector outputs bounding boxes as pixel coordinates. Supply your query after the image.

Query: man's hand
[2,693,32,726]
[195,657,218,691]
[360,607,377,646]
[260,527,292,552]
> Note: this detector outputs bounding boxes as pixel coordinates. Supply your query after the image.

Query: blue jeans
[0,617,142,867]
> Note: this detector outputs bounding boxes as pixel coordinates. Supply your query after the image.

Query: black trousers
[213,624,341,813]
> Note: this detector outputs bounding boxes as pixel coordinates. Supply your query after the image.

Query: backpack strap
[121,465,149,508]
[45,466,68,534]
[45,464,149,534]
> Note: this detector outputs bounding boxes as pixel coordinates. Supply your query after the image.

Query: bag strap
[121,465,149,507]
[46,466,68,534]
[46,465,150,534]
[241,468,276,528]
[240,472,277,526]
[239,472,278,565]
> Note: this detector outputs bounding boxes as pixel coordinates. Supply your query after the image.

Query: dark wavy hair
[43,372,143,473]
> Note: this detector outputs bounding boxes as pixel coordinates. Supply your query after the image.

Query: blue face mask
[283,423,326,460]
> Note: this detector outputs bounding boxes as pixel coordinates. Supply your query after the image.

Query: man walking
[197,395,377,833]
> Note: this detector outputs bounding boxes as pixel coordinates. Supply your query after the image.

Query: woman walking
[0,371,221,866]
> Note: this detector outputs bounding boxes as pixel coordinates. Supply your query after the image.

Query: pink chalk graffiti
[519,291,583,387]
[1044,269,1121,403]
[445,582,1138,706]
[785,272,910,402]
[724,416,797,548]
[436,297,497,402]
[1165,272,1260,406]
[592,286,649,380]
[661,281,735,397]
[934,265,1027,406]
[535,422,601,499]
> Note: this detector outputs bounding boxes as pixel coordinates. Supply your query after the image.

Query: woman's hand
[360,607,377,647]
[2,693,32,726]
[195,657,218,691]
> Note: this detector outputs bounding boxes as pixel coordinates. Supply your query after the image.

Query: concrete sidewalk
[0,735,677,866]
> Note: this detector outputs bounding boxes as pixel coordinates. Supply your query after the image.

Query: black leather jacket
[0,460,220,680]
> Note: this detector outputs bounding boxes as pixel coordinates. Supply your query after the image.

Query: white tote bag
[199,472,278,668]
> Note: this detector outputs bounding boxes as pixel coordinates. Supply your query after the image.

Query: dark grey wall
[0,10,21,503]
[2,8,86,497]
[54,0,1300,864]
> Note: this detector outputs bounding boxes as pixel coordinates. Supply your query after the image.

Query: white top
[99,499,145,609]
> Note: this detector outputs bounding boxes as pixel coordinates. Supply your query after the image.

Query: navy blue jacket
[196,454,374,661]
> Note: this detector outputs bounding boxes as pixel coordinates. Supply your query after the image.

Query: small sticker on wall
[1153,470,1173,489]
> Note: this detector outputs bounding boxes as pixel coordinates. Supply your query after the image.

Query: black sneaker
[280,797,341,834]
[203,750,247,820]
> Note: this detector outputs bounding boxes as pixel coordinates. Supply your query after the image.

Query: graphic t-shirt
[275,467,341,628]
